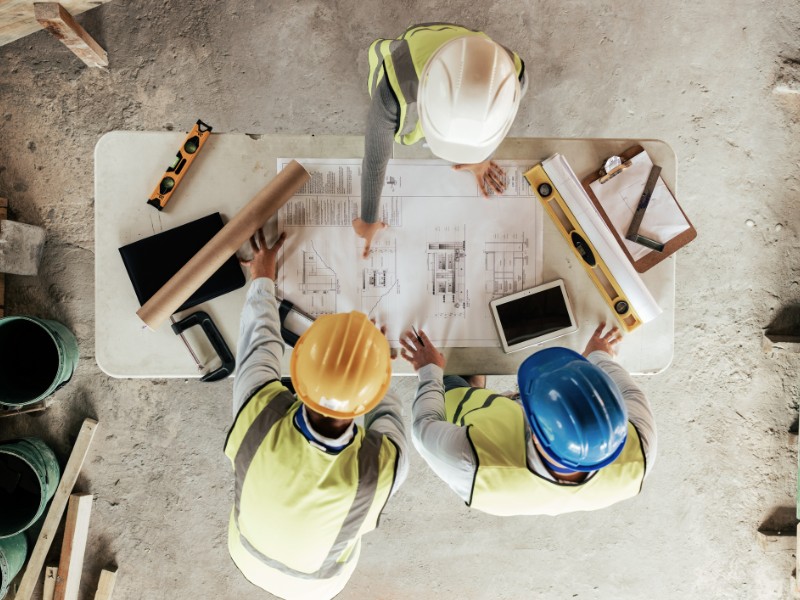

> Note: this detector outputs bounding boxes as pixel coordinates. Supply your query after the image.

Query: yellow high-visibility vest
[367,23,524,146]
[225,380,398,599]
[444,387,646,516]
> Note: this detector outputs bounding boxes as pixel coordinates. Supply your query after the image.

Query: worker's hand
[352,218,388,258]
[240,229,286,281]
[453,159,507,198]
[582,322,623,358]
[371,318,398,359]
[400,328,446,371]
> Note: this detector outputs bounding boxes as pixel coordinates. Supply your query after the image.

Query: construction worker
[226,228,408,599]
[401,323,656,516]
[353,23,527,257]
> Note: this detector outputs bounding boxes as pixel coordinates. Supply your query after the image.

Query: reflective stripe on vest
[367,23,524,146]
[444,387,646,516]
[225,380,396,580]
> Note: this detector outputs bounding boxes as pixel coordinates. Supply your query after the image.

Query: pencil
[411,325,425,347]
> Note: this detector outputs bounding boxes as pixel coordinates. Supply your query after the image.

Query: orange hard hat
[290,311,392,418]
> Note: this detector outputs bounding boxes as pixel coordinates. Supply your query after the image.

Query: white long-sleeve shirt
[411,351,657,502]
[232,277,409,495]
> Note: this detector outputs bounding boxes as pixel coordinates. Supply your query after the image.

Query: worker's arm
[582,323,657,475]
[586,351,657,476]
[401,330,477,503]
[364,389,409,496]
[232,231,287,418]
[353,78,398,256]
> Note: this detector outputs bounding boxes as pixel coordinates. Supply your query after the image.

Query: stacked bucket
[0,438,61,598]
[0,316,78,597]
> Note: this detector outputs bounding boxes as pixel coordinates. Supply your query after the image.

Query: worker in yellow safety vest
[353,23,527,257]
[400,323,656,516]
[226,228,408,599]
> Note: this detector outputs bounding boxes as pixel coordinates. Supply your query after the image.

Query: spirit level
[525,162,655,332]
[146,120,212,211]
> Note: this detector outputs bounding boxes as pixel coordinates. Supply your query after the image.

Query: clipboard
[582,145,697,272]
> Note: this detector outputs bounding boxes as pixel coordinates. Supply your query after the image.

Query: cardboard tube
[136,160,310,329]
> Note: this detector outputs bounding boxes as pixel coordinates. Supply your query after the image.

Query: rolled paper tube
[136,160,310,329]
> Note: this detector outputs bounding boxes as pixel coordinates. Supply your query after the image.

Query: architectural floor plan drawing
[427,225,469,318]
[292,240,339,317]
[276,158,544,347]
[484,232,529,298]
[359,236,400,322]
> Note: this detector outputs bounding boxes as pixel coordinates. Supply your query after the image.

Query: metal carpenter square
[625,164,661,244]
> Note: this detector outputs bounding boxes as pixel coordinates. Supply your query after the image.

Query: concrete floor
[1,1,799,599]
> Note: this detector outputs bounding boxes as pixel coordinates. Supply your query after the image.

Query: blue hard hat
[517,347,628,472]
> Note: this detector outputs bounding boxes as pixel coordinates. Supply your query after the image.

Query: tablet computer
[489,280,578,353]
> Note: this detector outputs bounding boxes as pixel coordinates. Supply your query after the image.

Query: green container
[0,532,27,599]
[0,438,61,538]
[0,316,79,407]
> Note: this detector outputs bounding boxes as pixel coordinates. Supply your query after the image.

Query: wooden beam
[94,568,117,600]
[43,566,58,600]
[54,493,93,600]
[0,0,113,48]
[33,3,107,68]
[14,419,99,600]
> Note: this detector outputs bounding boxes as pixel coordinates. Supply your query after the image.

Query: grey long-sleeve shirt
[360,72,530,224]
[411,351,657,503]
[232,277,409,495]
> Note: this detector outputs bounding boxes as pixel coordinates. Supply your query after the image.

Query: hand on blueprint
[239,229,286,281]
[399,329,446,371]
[582,322,623,358]
[453,159,506,198]
[352,218,388,258]
[371,319,399,360]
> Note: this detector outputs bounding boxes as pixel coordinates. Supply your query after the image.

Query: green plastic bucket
[0,438,61,538]
[0,316,79,407]
[0,532,27,599]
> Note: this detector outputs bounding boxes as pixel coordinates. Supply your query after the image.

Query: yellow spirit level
[146,120,212,211]
[525,163,650,332]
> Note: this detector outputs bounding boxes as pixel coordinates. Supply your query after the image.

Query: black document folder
[119,213,245,313]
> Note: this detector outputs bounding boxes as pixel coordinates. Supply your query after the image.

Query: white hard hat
[418,36,521,164]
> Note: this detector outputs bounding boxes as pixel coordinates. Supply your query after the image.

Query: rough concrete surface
[1,1,799,599]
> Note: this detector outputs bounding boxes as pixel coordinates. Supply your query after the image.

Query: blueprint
[276,159,544,347]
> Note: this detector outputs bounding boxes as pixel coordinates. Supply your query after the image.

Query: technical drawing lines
[297,240,339,316]
[484,232,529,298]
[366,279,399,318]
[427,235,469,310]
[361,236,400,318]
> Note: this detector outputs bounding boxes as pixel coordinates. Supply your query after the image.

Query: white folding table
[94,133,676,377]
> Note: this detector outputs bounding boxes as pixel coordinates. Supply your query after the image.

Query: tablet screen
[496,286,573,345]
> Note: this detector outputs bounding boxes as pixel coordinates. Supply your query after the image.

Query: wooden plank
[33,3,107,68]
[0,0,112,48]
[796,523,800,596]
[0,197,6,318]
[43,566,58,600]
[94,568,117,600]
[53,494,93,600]
[14,419,99,600]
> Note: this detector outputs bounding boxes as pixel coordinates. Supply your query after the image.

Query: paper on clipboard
[589,152,690,260]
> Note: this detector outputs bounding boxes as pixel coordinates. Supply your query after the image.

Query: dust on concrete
[1,1,800,599]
